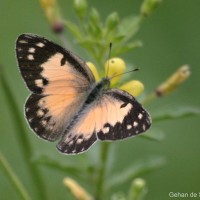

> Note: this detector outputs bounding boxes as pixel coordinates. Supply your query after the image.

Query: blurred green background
[0,0,200,200]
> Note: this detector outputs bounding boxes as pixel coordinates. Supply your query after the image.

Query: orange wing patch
[40,53,89,95]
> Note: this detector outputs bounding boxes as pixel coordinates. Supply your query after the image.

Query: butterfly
[16,34,151,154]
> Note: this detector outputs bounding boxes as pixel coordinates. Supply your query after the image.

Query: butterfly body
[16,34,151,154]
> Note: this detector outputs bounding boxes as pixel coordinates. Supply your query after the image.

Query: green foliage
[65,1,146,68]
[1,0,199,200]
[107,156,165,190]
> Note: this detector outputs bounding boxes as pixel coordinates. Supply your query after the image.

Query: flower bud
[156,65,191,97]
[63,177,93,200]
[89,8,101,25]
[52,21,64,33]
[128,178,147,200]
[40,0,56,8]
[74,0,87,20]
[120,80,144,97]
[40,0,64,33]
[86,62,100,81]
[105,57,126,86]
[140,0,162,17]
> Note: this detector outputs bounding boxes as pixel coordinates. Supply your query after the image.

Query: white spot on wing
[19,40,27,44]
[28,48,35,53]
[138,113,143,119]
[127,125,132,130]
[36,42,45,47]
[28,118,33,122]
[102,127,109,134]
[68,141,74,146]
[35,79,43,87]
[133,121,138,127]
[142,124,146,131]
[37,110,44,117]
[27,54,34,60]
[77,138,83,144]
[84,135,91,140]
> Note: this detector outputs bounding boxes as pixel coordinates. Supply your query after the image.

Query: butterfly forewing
[16,34,95,93]
[16,34,95,141]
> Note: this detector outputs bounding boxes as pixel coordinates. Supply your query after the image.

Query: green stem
[0,67,46,200]
[0,152,32,200]
[95,142,110,200]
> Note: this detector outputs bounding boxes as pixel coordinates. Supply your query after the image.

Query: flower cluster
[87,57,144,97]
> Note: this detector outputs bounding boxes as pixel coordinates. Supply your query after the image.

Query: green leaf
[141,128,165,142]
[107,156,166,189]
[87,20,102,38]
[87,8,103,38]
[118,16,142,43]
[111,35,126,43]
[152,106,200,122]
[64,20,83,40]
[31,154,84,178]
[105,12,120,32]
[89,7,101,25]
[113,40,142,55]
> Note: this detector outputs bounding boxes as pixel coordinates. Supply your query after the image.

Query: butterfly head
[101,77,110,89]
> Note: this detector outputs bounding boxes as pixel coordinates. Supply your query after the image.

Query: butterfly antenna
[110,68,140,80]
[106,43,112,78]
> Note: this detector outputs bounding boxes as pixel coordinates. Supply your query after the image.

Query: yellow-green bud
[63,177,93,200]
[156,65,191,97]
[86,62,100,81]
[89,8,100,24]
[40,0,64,33]
[120,80,144,97]
[40,0,56,9]
[141,0,162,17]
[105,57,126,86]
[74,0,87,19]
[129,178,147,200]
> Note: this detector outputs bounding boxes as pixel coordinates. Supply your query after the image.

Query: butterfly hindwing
[57,89,151,154]
[25,92,87,141]
[16,34,95,141]
[96,89,151,140]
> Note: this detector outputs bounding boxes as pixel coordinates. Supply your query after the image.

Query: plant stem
[95,142,110,200]
[0,152,32,200]
[0,67,46,200]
